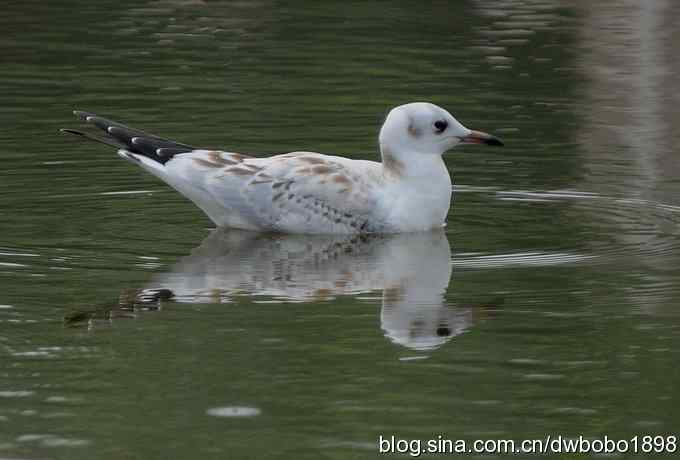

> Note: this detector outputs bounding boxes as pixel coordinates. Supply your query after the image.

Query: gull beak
[459,130,504,146]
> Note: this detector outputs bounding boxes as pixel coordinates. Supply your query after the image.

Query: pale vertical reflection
[574,0,679,198]
[574,0,680,312]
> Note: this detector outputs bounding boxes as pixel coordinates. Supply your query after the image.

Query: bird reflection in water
[75,229,499,351]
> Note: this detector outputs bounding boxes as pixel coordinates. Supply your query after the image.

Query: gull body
[63,102,502,234]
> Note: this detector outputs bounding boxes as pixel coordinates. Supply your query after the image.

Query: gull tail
[60,111,196,166]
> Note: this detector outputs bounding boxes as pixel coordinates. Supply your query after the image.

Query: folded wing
[165,150,382,233]
[64,112,383,233]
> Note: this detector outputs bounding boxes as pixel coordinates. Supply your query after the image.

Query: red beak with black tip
[459,130,504,146]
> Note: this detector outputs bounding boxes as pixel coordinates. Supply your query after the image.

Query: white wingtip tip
[117,150,141,164]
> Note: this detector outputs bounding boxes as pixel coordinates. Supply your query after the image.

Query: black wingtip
[66,109,197,164]
[60,128,85,137]
[73,110,92,121]
[60,127,126,149]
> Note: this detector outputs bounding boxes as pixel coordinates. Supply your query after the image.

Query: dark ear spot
[408,118,422,137]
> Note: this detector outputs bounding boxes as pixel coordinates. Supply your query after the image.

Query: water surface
[1,1,680,459]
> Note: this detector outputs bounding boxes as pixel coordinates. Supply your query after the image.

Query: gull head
[379,102,503,158]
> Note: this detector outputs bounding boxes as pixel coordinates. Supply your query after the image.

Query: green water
[1,1,680,459]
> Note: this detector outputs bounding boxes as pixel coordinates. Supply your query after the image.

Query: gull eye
[433,120,448,134]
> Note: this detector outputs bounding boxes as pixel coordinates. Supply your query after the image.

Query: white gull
[62,102,502,233]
